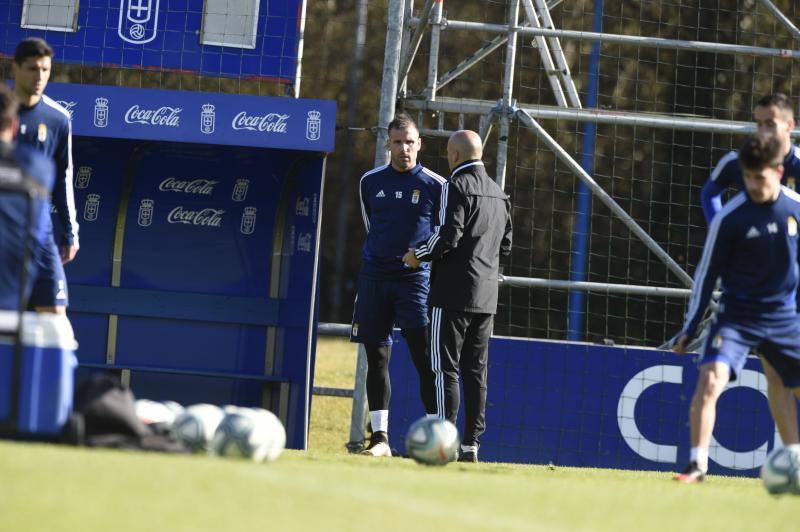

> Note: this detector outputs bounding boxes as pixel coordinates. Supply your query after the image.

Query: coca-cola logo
[158,177,217,195]
[125,105,182,127]
[167,207,224,227]
[231,112,289,133]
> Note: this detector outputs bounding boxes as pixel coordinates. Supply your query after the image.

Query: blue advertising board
[60,83,332,449]
[43,82,335,152]
[0,0,303,82]
[389,337,784,477]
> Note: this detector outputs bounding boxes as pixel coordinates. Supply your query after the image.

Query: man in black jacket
[403,129,512,462]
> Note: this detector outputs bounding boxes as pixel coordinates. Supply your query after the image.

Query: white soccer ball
[211,408,286,463]
[171,403,225,452]
[161,401,184,418]
[405,417,460,466]
[135,399,177,429]
[761,445,800,495]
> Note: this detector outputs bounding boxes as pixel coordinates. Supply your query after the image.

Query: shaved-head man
[403,130,513,463]
[446,130,483,169]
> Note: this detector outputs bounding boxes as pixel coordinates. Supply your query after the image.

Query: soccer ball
[211,408,286,463]
[161,401,184,418]
[171,403,225,452]
[761,445,800,495]
[135,399,178,429]
[405,416,460,466]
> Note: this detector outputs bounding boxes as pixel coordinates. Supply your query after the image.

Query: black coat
[414,160,512,314]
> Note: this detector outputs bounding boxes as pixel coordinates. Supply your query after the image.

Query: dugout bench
[45,82,334,449]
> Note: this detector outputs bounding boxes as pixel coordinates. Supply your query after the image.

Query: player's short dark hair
[387,112,418,134]
[740,132,784,171]
[0,83,18,131]
[755,93,794,116]
[13,37,53,64]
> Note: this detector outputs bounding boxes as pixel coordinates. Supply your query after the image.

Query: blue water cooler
[0,311,78,436]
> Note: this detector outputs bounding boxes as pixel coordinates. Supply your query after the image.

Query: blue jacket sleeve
[700,179,725,223]
[680,215,729,340]
[358,175,370,233]
[51,119,78,246]
[412,179,443,252]
[413,182,466,262]
[702,152,740,223]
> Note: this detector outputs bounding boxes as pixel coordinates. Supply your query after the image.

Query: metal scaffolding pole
[375,0,407,164]
[398,0,435,94]
[429,0,570,93]
[515,108,693,287]
[398,0,414,96]
[519,0,567,107]
[403,96,800,136]
[409,18,800,59]
[758,0,800,42]
[496,0,519,190]
[435,34,509,93]
[500,276,693,298]
[531,0,581,108]
[425,0,444,101]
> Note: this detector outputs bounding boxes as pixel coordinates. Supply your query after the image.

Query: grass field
[1,338,797,532]
[308,337,357,454]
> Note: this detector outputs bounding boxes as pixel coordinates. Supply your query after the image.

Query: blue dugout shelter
[45,82,335,449]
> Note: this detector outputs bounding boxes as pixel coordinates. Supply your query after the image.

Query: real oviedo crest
[201,104,215,135]
[306,110,321,141]
[119,0,161,45]
[94,98,109,128]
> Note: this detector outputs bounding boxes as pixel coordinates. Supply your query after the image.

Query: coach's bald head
[447,130,483,171]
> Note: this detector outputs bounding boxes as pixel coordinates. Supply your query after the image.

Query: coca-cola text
[231,112,289,133]
[125,105,182,127]
[159,177,217,195]
[167,206,224,227]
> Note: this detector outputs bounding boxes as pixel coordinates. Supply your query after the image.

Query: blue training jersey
[0,143,57,310]
[681,187,800,339]
[17,94,78,247]
[701,145,800,222]
[359,163,446,279]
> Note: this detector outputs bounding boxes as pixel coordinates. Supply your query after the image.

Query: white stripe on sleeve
[684,193,745,324]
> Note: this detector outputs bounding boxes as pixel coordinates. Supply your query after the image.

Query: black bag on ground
[63,373,188,453]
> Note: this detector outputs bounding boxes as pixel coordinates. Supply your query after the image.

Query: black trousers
[429,306,493,447]
[364,327,437,415]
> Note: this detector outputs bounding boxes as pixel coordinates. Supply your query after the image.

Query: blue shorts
[29,236,68,308]
[701,318,800,383]
[350,274,429,345]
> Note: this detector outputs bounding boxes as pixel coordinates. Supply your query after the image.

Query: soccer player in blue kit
[697,93,800,470]
[351,113,446,457]
[673,132,800,483]
[0,83,57,310]
[11,38,78,314]
[701,94,800,221]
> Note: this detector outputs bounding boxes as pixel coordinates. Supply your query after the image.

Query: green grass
[308,337,357,454]
[0,443,796,532]
[0,338,797,531]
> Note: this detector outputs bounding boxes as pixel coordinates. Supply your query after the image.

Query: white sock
[370,410,388,434]
[425,413,438,419]
[460,444,478,453]
[690,447,708,472]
